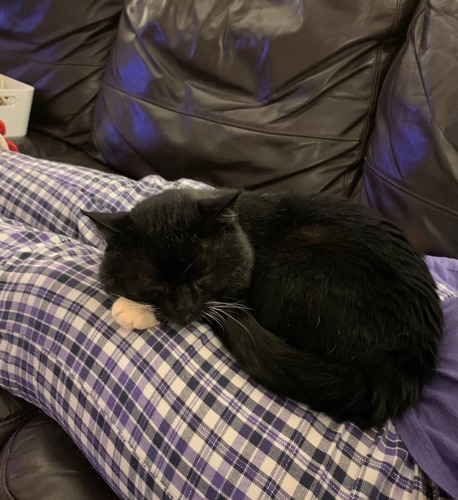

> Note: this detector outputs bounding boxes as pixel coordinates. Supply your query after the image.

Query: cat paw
[112,297,159,330]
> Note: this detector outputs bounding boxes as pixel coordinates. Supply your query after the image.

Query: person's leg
[0,215,136,497]
[0,213,445,499]
[0,151,208,247]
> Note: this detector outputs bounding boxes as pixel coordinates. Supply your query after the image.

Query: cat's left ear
[81,210,130,237]
[198,191,241,224]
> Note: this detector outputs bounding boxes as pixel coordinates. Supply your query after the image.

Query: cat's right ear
[198,191,241,223]
[81,210,130,238]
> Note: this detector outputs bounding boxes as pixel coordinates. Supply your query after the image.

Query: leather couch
[0,0,456,498]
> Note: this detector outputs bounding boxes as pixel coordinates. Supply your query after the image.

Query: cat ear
[198,191,241,224]
[81,210,130,237]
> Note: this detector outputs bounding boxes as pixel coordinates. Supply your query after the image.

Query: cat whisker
[205,313,226,336]
[222,312,256,346]
[206,301,251,312]
[201,310,225,331]
[207,308,227,329]
[181,262,194,278]
[204,306,230,332]
[208,305,256,346]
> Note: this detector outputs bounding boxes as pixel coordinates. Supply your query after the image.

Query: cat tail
[218,310,374,427]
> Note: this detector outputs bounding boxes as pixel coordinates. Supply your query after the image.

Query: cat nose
[173,287,202,324]
[176,305,197,323]
[175,300,199,323]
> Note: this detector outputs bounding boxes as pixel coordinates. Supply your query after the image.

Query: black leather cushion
[0,0,124,147]
[0,389,37,449]
[0,413,119,500]
[93,0,419,194]
[14,131,116,174]
[362,0,458,258]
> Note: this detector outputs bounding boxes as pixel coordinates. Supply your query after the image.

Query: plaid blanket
[0,151,452,499]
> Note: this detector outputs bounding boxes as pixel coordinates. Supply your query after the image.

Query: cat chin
[163,313,202,327]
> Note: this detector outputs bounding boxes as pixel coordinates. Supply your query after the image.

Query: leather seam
[343,0,403,197]
[0,411,39,430]
[358,0,401,163]
[0,48,106,69]
[343,48,382,197]
[0,12,121,69]
[102,81,359,143]
[364,158,458,217]
[96,92,160,174]
[369,7,427,184]
[0,429,20,500]
[0,410,40,500]
[409,15,455,147]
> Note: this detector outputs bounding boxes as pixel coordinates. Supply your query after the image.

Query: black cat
[84,188,443,428]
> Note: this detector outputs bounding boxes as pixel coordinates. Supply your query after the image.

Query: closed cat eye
[195,277,211,290]
[149,284,167,293]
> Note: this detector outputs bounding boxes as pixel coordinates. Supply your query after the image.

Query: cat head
[84,189,254,325]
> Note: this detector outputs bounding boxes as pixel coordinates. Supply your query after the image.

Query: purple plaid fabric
[0,151,453,499]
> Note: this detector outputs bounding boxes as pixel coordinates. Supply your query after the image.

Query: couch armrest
[0,389,37,449]
[0,413,119,500]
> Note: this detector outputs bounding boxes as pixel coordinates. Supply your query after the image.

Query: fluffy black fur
[84,189,443,428]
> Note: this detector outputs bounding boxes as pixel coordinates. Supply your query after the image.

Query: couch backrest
[362,0,458,258]
[0,0,124,147]
[92,0,419,194]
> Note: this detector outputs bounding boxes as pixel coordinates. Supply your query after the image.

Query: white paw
[112,297,159,330]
